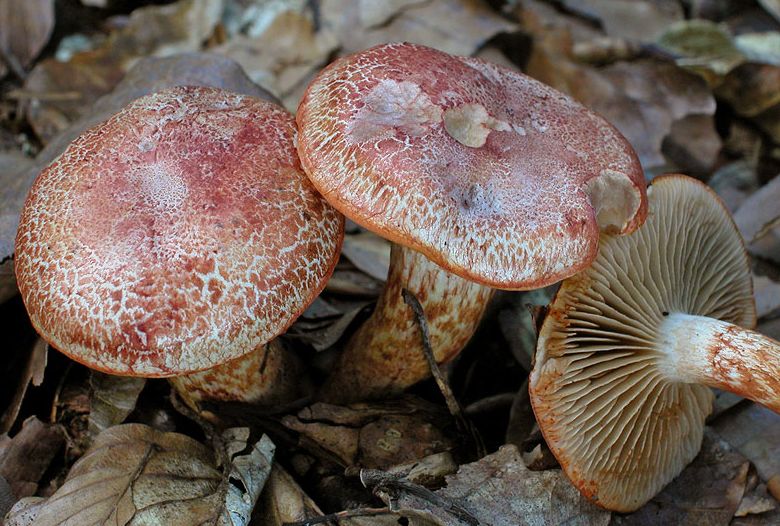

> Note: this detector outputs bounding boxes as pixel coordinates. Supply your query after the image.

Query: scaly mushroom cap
[530,175,755,511]
[15,86,344,377]
[296,42,647,289]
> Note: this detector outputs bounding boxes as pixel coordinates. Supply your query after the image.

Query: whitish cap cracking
[296,42,647,289]
[15,86,344,377]
[529,175,755,511]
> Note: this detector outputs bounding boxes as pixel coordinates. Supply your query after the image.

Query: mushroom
[529,174,779,512]
[14,86,344,405]
[296,42,646,402]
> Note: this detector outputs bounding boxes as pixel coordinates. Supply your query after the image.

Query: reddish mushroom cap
[15,86,344,377]
[296,42,647,289]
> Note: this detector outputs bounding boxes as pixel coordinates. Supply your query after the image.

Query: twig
[402,289,462,418]
[402,288,485,457]
[463,392,516,417]
[283,507,391,526]
[360,468,480,526]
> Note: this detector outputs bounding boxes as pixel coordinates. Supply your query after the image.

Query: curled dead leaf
[4,424,274,526]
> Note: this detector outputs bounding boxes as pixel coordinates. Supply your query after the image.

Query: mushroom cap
[529,174,755,511]
[296,42,647,290]
[15,86,344,377]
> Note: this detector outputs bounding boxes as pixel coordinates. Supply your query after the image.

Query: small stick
[402,288,485,457]
[283,507,391,526]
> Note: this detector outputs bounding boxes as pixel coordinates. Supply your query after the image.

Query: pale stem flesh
[659,312,780,413]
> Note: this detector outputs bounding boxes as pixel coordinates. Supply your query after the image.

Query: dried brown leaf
[4,424,273,526]
[390,445,610,525]
[612,431,749,525]
[283,398,453,469]
[711,403,780,482]
[215,2,338,108]
[22,0,225,142]
[753,274,780,318]
[341,232,391,282]
[0,417,64,499]
[0,0,54,77]
[561,0,682,42]
[321,0,516,57]
[0,337,47,433]
[88,372,146,439]
[254,464,324,526]
[733,174,780,263]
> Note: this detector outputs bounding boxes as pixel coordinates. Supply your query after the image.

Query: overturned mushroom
[530,174,779,512]
[296,42,646,402]
[14,86,344,406]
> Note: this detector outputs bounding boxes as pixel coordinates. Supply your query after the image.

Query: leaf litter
[1,0,780,524]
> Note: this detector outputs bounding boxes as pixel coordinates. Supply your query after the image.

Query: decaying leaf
[0,0,54,78]
[5,424,274,526]
[222,428,275,526]
[656,20,745,83]
[0,417,64,500]
[613,431,749,526]
[733,174,780,263]
[0,337,47,433]
[321,0,516,57]
[560,0,683,42]
[712,403,780,482]
[88,372,146,439]
[753,274,780,317]
[341,232,391,282]
[389,445,610,526]
[254,464,325,526]
[215,0,339,108]
[22,0,225,142]
[283,397,454,468]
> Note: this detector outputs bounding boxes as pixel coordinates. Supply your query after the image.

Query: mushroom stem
[321,244,494,402]
[170,339,309,410]
[660,313,780,413]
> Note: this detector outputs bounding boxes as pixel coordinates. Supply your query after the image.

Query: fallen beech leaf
[341,232,391,282]
[283,398,453,469]
[0,0,54,78]
[5,424,274,526]
[735,32,780,66]
[223,429,275,525]
[1,52,277,272]
[22,0,225,142]
[753,274,780,317]
[709,161,760,213]
[321,0,516,57]
[215,2,338,107]
[613,431,749,525]
[88,372,146,438]
[0,337,47,433]
[758,0,780,23]
[717,63,780,117]
[711,403,780,482]
[326,267,384,297]
[656,20,745,83]
[561,0,682,42]
[392,445,610,525]
[254,464,325,525]
[0,417,64,499]
[661,113,722,176]
[733,174,780,263]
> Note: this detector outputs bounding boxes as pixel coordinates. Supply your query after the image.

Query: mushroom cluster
[296,42,647,402]
[530,174,780,511]
[15,86,343,406]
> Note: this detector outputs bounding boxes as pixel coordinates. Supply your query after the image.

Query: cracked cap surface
[296,42,647,289]
[15,86,344,377]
